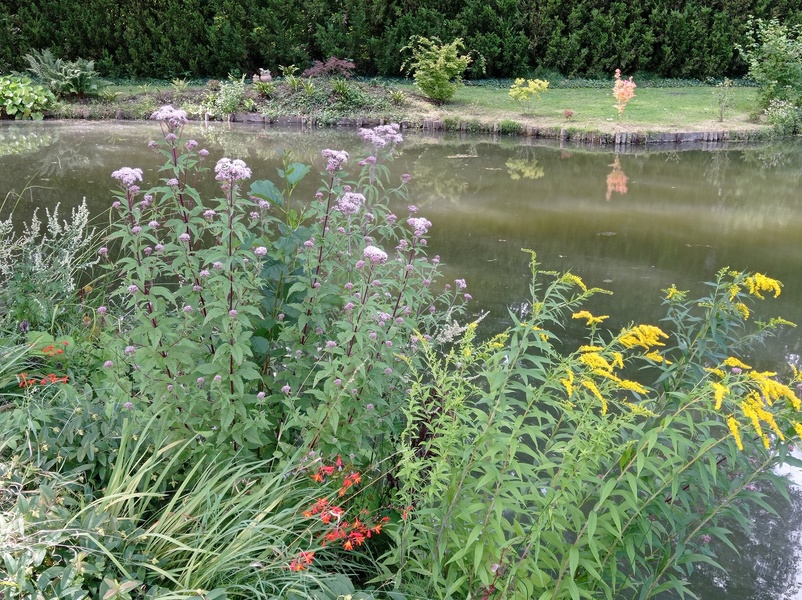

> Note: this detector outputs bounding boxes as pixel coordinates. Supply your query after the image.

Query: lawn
[396,83,763,134]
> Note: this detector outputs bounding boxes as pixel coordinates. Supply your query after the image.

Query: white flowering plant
[0,199,97,333]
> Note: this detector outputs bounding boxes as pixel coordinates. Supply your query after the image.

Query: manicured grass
[397,83,763,133]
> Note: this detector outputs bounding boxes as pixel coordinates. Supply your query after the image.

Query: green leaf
[568,577,580,600]
[473,542,484,574]
[586,510,597,539]
[598,478,616,505]
[231,342,244,365]
[568,547,579,577]
[249,179,284,207]
[250,335,271,355]
[283,162,311,186]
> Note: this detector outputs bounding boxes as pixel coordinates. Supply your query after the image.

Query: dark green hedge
[1,0,800,80]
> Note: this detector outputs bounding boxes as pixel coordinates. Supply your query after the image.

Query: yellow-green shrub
[509,78,549,114]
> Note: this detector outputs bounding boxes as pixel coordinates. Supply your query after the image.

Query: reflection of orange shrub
[605,156,628,201]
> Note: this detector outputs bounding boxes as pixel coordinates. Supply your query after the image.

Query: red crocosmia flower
[350,531,366,546]
[289,559,304,571]
[325,530,341,542]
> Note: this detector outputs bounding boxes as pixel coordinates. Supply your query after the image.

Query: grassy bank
[405,83,762,134]
[43,77,772,140]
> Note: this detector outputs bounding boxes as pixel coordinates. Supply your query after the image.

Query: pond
[2,120,802,599]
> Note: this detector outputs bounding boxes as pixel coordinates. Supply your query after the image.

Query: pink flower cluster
[111,167,143,188]
[408,217,432,236]
[150,105,189,130]
[337,192,365,215]
[363,245,388,264]
[214,158,252,182]
[322,149,349,172]
[358,123,403,148]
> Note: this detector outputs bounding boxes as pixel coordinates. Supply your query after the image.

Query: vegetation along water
[1,117,802,600]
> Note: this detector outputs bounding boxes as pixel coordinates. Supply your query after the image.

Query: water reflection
[605,154,628,200]
[506,146,545,180]
[2,121,802,599]
[0,128,57,158]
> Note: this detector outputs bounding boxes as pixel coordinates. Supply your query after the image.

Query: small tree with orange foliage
[613,69,637,120]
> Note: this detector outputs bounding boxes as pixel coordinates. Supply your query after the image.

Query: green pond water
[2,120,802,599]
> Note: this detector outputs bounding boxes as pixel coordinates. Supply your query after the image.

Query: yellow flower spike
[580,352,612,371]
[705,367,726,378]
[723,357,751,370]
[742,394,763,431]
[712,382,729,411]
[768,317,796,328]
[572,311,609,326]
[619,379,648,395]
[727,416,744,451]
[793,422,802,440]
[532,326,551,342]
[741,394,772,448]
[561,273,588,292]
[487,332,508,350]
[748,371,800,410]
[578,345,605,352]
[622,400,657,417]
[644,350,671,364]
[619,324,669,349]
[593,368,620,381]
[728,284,741,301]
[612,352,624,369]
[762,411,784,440]
[664,284,688,301]
[734,302,750,320]
[581,378,607,414]
[560,369,575,398]
[744,272,782,299]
